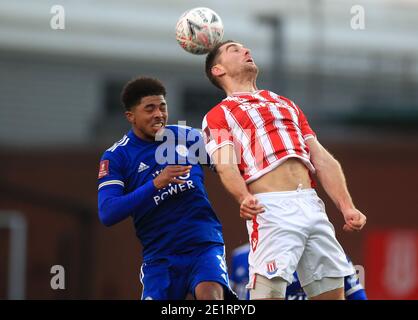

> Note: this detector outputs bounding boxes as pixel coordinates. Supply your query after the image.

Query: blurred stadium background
[0,0,417,299]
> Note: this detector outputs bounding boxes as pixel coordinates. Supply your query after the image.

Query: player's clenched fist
[240,194,265,220]
[342,208,367,232]
[153,165,192,189]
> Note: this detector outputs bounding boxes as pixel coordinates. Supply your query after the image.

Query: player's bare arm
[306,138,366,232]
[211,144,264,220]
[153,165,192,189]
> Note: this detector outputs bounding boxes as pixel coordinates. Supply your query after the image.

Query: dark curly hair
[121,77,166,110]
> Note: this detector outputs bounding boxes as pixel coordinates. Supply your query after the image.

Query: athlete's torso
[100,125,224,261]
[248,158,312,194]
[203,90,316,184]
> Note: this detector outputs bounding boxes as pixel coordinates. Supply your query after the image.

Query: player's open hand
[240,194,265,220]
[153,165,192,189]
[342,208,367,232]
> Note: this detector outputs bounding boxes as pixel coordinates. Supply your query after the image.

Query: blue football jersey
[98,125,224,262]
[229,244,367,300]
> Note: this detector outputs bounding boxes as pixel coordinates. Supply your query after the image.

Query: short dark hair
[205,40,235,90]
[120,77,166,110]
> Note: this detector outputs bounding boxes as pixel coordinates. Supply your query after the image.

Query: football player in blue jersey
[230,244,367,300]
[97,77,236,300]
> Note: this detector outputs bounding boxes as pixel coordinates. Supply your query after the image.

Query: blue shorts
[140,244,237,300]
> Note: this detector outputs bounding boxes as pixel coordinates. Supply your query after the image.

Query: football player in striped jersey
[203,41,366,300]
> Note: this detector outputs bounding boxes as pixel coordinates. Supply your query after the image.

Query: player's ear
[125,110,134,124]
[211,64,225,77]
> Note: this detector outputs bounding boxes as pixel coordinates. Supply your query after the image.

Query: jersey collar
[231,90,262,96]
[127,129,158,146]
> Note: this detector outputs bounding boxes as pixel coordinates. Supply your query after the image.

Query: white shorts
[246,188,354,290]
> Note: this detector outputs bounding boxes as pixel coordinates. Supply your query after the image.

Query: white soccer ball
[175,7,224,55]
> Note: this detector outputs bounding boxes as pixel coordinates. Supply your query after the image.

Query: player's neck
[131,127,155,143]
[224,79,257,96]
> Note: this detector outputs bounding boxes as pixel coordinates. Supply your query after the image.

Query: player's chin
[150,125,165,136]
[244,64,258,73]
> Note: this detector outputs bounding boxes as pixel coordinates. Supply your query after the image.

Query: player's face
[126,95,168,141]
[215,42,258,78]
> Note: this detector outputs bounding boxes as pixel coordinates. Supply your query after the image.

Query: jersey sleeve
[97,150,158,226]
[97,151,125,190]
[294,104,316,141]
[202,107,234,158]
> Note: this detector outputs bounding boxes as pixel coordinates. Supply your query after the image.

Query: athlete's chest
[123,144,203,192]
[226,100,298,130]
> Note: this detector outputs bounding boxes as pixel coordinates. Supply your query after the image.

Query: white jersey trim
[98,180,125,190]
[304,134,316,141]
[345,284,363,297]
[107,135,130,152]
[245,154,316,184]
[206,140,235,158]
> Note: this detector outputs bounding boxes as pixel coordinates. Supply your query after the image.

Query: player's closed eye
[145,105,164,113]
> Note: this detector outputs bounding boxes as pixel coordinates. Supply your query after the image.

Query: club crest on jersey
[266,260,278,275]
[137,162,150,173]
[175,144,189,157]
[98,160,109,179]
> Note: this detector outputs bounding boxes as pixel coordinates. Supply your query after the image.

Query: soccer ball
[175,7,224,55]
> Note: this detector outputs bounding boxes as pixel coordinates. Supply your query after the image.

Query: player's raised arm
[98,180,155,226]
[211,144,264,220]
[306,138,367,232]
[98,163,191,226]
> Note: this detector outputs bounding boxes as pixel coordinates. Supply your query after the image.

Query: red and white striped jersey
[202,90,316,183]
